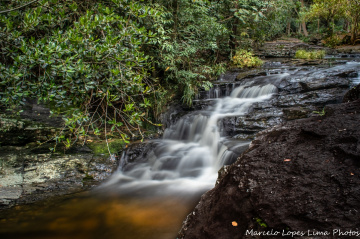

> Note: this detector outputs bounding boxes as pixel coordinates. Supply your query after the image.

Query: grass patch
[232,49,263,68]
[87,139,126,156]
[295,49,325,59]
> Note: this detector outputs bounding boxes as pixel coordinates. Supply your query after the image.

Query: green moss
[83,173,94,181]
[87,139,126,156]
[295,49,325,59]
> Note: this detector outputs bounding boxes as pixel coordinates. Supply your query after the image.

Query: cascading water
[346,62,360,85]
[4,59,360,239]
[100,83,278,197]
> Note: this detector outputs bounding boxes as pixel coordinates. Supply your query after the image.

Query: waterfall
[100,83,278,197]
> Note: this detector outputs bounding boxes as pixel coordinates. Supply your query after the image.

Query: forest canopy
[0,0,358,149]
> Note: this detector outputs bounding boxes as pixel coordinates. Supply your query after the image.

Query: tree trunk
[286,21,291,36]
[300,0,308,37]
[172,0,178,40]
[229,1,239,50]
[302,21,309,37]
[351,19,358,45]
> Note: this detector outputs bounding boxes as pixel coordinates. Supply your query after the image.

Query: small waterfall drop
[101,83,278,197]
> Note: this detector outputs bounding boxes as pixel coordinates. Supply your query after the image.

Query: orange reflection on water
[0,193,192,239]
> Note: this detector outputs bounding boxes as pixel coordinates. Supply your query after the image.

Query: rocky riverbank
[254,38,360,58]
[0,101,120,210]
[254,38,334,58]
[178,95,360,239]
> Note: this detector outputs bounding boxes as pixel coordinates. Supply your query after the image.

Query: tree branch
[0,0,41,14]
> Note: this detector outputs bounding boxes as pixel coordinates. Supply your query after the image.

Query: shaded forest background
[0,0,359,148]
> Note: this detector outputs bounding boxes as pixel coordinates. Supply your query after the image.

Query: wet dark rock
[19,99,63,127]
[179,100,360,239]
[160,103,194,129]
[215,63,356,140]
[282,107,309,120]
[178,62,357,141]
[235,70,267,81]
[119,141,158,168]
[290,59,328,66]
[0,115,59,146]
[343,84,360,103]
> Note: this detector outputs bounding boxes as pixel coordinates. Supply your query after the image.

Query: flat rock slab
[0,147,118,209]
[0,187,22,204]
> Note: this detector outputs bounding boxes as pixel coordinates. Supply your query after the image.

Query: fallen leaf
[232,221,238,227]
[284,159,291,162]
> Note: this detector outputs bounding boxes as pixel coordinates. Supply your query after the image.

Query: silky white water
[101,83,277,197]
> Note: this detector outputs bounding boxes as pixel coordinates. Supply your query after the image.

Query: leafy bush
[232,50,263,68]
[0,0,161,149]
[0,0,229,150]
[1,0,327,151]
[295,49,325,59]
[324,35,342,48]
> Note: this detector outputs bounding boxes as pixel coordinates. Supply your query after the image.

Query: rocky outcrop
[0,101,119,209]
[0,146,118,208]
[203,63,359,140]
[179,99,360,239]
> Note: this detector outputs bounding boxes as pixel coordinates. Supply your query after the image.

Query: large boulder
[179,99,360,239]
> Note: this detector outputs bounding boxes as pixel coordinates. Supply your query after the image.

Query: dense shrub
[232,50,263,68]
[295,49,325,59]
[324,35,343,48]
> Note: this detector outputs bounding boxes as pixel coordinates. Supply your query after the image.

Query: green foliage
[324,35,342,48]
[313,107,326,116]
[4,0,352,152]
[254,217,268,228]
[345,0,360,44]
[232,49,263,68]
[0,0,161,149]
[306,0,348,36]
[294,49,325,59]
[146,0,227,106]
[213,0,287,48]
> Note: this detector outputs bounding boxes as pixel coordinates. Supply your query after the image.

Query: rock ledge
[179,99,360,239]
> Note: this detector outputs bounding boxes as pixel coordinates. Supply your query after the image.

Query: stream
[0,58,359,239]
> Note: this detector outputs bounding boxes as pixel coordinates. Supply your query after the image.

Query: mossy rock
[87,139,126,156]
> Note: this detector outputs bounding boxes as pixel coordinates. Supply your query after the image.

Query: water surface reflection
[0,192,193,239]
